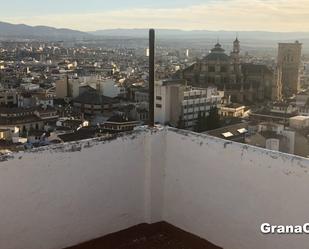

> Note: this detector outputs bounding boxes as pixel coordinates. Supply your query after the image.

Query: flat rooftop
[222,103,245,109]
[290,115,309,121]
[64,222,222,249]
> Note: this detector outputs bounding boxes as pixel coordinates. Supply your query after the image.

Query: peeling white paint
[1,127,309,249]
[0,130,163,249]
[164,128,309,249]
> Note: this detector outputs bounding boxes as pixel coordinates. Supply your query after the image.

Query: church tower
[230,37,240,64]
[230,37,241,76]
[233,37,240,54]
[277,41,302,97]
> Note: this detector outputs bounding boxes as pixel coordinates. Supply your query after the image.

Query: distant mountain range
[0,21,91,40]
[1,21,309,43]
[90,29,309,42]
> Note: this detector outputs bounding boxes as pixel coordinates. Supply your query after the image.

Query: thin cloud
[3,0,309,31]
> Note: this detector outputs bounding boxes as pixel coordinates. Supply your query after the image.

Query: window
[208,66,215,72]
[221,66,227,72]
[156,96,162,100]
[156,104,162,108]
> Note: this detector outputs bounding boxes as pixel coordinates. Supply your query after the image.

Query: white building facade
[155,80,222,129]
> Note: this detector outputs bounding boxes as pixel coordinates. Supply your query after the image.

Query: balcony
[1,127,309,249]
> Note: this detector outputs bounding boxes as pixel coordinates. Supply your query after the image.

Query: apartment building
[155,80,222,129]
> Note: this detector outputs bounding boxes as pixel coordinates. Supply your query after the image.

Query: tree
[206,107,220,130]
[195,108,221,133]
[195,111,208,132]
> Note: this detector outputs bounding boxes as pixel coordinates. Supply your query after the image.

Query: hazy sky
[2,0,309,32]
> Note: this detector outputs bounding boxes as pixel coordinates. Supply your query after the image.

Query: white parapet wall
[163,128,309,249]
[1,127,309,249]
[0,130,165,249]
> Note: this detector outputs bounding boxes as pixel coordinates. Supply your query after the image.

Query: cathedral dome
[211,43,225,53]
[204,43,230,62]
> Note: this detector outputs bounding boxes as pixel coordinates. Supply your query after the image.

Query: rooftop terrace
[1,127,309,249]
[65,222,221,249]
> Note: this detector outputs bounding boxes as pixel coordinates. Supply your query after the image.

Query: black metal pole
[149,29,155,127]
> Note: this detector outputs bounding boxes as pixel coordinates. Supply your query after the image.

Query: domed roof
[205,53,230,61]
[211,43,225,53]
[204,43,230,62]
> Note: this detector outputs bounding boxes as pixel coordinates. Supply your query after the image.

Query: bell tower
[230,37,241,74]
[230,37,240,64]
[233,37,240,54]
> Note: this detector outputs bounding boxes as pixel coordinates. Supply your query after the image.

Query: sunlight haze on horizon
[2,0,309,32]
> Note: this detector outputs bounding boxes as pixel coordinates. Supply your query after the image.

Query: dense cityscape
[0,28,309,157]
[2,1,309,248]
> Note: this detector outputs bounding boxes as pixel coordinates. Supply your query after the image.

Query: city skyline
[2,0,309,32]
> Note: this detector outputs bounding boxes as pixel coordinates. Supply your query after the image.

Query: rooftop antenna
[149,29,155,127]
